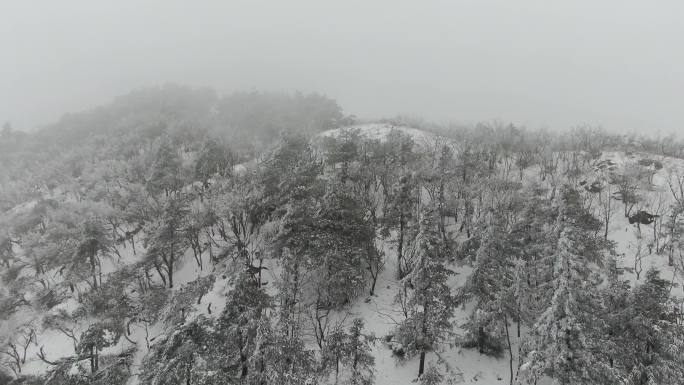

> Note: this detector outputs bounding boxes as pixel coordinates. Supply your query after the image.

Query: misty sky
[2,1,683,134]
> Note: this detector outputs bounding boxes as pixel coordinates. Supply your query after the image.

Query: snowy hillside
[2,111,684,385]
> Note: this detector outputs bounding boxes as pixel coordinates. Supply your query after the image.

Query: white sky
[1,0,683,134]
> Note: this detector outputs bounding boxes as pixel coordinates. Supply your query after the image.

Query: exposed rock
[638,158,664,170]
[629,210,659,225]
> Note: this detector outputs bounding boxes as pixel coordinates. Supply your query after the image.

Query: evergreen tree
[214,273,272,380]
[384,173,419,278]
[77,321,122,374]
[73,219,113,291]
[608,268,684,385]
[324,318,376,385]
[396,206,455,378]
[419,143,457,249]
[139,316,216,385]
[458,213,514,356]
[415,364,443,385]
[343,319,375,385]
[148,137,183,196]
[277,187,372,309]
[315,188,375,305]
[194,137,235,188]
[256,314,318,385]
[322,128,361,182]
[520,227,618,385]
[144,196,190,288]
[508,194,558,327]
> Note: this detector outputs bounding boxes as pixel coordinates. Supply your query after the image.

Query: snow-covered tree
[606,268,684,385]
[396,206,455,378]
[194,136,235,188]
[458,213,514,357]
[144,195,190,288]
[277,187,373,309]
[214,273,272,380]
[147,136,184,196]
[519,227,618,385]
[384,173,419,278]
[76,321,122,374]
[139,316,216,385]
[324,318,375,385]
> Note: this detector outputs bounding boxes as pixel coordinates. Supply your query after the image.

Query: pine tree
[322,128,361,182]
[77,321,122,374]
[323,318,375,385]
[316,188,375,305]
[260,322,317,385]
[194,137,235,188]
[343,319,375,385]
[415,364,443,385]
[74,219,113,291]
[144,195,190,288]
[384,173,419,278]
[434,144,456,248]
[277,187,372,309]
[396,206,454,378]
[609,268,684,385]
[215,273,272,380]
[458,213,514,357]
[520,227,618,385]
[508,195,558,327]
[139,316,216,385]
[148,137,183,196]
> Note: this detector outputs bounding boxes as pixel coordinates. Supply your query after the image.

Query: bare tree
[306,291,349,351]
[1,326,36,376]
[631,232,645,281]
[667,168,684,206]
[597,181,616,239]
[648,191,667,254]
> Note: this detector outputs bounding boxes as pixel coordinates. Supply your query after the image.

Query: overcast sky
[2,1,683,134]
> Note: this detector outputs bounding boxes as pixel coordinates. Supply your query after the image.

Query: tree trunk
[153,262,167,287]
[418,301,429,377]
[370,273,378,296]
[398,213,405,278]
[335,356,340,384]
[418,351,426,376]
[241,354,249,377]
[438,180,450,248]
[504,314,514,385]
[167,254,174,288]
[367,244,379,296]
[89,255,98,290]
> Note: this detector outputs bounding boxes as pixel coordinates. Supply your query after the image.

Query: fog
[2,0,683,134]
